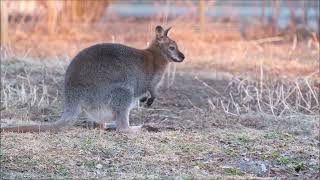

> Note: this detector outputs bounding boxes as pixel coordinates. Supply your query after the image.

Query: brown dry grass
[1,15,319,179]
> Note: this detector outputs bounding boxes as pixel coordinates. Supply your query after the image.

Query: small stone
[76,161,82,166]
[309,159,317,166]
[239,159,269,175]
[104,159,112,164]
[96,164,103,169]
[261,163,267,173]
[242,157,249,161]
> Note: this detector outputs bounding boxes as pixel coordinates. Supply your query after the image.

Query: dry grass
[203,75,319,117]
[1,48,319,178]
[1,9,319,179]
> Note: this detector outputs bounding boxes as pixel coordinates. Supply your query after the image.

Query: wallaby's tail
[1,106,80,133]
[1,121,67,133]
[1,104,80,133]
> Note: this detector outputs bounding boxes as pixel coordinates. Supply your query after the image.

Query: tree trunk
[271,0,280,35]
[47,1,58,34]
[199,0,205,33]
[1,0,8,46]
[302,0,308,27]
[287,0,297,31]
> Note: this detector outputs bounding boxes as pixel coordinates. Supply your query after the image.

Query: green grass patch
[54,164,68,176]
[224,167,243,176]
[293,162,306,173]
[276,156,308,173]
[264,131,294,141]
[277,156,290,165]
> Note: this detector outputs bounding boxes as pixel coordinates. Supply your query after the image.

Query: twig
[229,93,240,115]
[267,89,276,117]
[249,36,284,44]
[185,95,204,113]
[195,76,221,95]
[295,81,309,108]
[254,87,262,112]
[304,78,319,106]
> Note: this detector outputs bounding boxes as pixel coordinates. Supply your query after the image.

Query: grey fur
[1,25,185,133]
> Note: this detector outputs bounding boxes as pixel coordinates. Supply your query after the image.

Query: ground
[0,52,319,179]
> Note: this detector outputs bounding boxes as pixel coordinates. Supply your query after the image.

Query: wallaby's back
[66,43,148,94]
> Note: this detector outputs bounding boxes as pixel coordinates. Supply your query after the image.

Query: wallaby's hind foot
[104,122,117,130]
[118,125,143,133]
[104,123,142,133]
[80,121,103,129]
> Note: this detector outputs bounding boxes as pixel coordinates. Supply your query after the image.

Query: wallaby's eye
[169,46,175,50]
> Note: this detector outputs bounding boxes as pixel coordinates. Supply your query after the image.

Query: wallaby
[1,25,185,133]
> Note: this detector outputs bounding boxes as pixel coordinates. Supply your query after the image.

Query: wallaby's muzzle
[172,51,185,62]
[179,52,185,61]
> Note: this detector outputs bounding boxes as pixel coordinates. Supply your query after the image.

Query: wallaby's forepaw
[140,96,155,107]
[140,96,148,103]
[146,97,155,107]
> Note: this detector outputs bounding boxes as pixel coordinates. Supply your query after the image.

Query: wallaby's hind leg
[109,88,141,132]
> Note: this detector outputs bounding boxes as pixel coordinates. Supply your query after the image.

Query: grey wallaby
[1,25,185,133]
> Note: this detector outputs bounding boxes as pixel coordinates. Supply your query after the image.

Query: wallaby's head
[153,25,185,63]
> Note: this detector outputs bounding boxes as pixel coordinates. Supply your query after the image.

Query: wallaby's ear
[155,25,164,40]
[164,27,172,37]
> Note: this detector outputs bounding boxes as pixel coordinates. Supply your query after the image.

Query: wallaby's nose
[179,52,185,61]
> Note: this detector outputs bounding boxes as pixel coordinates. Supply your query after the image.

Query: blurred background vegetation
[0,0,319,60]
